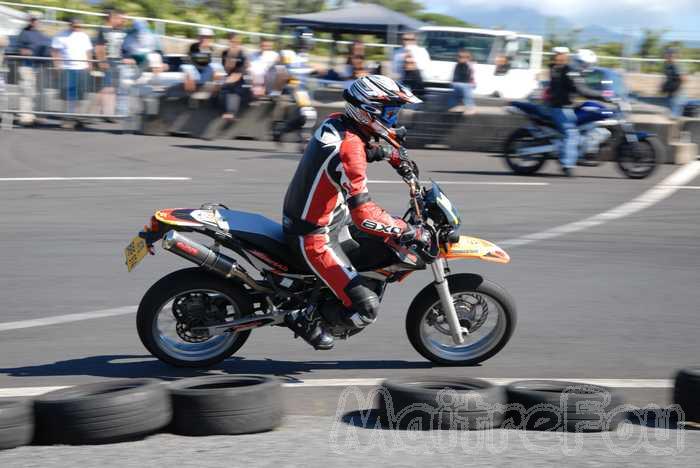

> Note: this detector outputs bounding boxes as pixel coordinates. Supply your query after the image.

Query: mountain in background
[454,6,634,45]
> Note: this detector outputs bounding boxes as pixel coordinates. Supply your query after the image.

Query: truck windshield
[422,31,502,63]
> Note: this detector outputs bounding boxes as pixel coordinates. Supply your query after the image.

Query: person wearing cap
[184,27,223,93]
[662,47,685,118]
[16,13,50,125]
[51,18,94,127]
[545,46,608,176]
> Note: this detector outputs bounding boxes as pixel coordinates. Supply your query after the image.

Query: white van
[419,26,543,99]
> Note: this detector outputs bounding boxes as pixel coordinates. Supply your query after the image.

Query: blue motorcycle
[504,100,662,179]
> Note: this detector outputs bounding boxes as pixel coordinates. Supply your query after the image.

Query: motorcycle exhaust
[162,231,271,293]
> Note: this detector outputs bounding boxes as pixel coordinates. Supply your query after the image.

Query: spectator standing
[400,52,425,102]
[346,54,369,80]
[122,20,161,71]
[16,13,50,125]
[391,32,430,79]
[662,48,685,118]
[249,38,279,97]
[95,9,128,118]
[450,49,476,114]
[220,32,248,120]
[51,18,93,128]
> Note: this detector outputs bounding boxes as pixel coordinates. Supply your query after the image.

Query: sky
[425,0,700,37]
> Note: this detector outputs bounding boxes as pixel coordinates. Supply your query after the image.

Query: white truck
[418,26,544,100]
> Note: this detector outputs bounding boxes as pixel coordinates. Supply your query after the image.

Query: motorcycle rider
[282,75,429,350]
[546,47,608,176]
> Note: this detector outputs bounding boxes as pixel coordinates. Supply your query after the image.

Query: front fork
[430,257,468,345]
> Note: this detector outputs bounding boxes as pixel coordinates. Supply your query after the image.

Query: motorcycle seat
[215,209,311,274]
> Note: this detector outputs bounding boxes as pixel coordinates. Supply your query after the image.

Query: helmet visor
[380,105,402,127]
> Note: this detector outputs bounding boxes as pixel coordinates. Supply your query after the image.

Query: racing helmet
[343,75,421,147]
[573,49,598,70]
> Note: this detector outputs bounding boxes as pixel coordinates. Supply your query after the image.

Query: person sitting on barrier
[392,32,431,81]
[183,27,224,94]
[51,18,94,129]
[400,52,425,104]
[95,8,128,119]
[282,75,424,349]
[249,38,279,98]
[220,32,249,121]
[546,47,609,176]
[450,49,476,115]
[16,13,50,126]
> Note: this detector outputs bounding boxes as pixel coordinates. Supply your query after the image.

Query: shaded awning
[279,3,424,37]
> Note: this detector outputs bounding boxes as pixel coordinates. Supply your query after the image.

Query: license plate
[125,235,148,272]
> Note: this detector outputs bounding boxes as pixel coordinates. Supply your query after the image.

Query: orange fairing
[440,236,511,264]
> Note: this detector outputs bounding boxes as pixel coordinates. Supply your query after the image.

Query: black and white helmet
[343,75,421,147]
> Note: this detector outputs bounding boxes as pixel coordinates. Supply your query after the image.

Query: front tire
[503,128,549,175]
[406,274,516,366]
[137,268,253,368]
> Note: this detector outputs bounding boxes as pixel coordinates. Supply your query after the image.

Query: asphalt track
[0,128,699,465]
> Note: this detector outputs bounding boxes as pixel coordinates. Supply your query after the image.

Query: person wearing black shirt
[16,14,50,125]
[400,52,424,101]
[662,48,685,118]
[450,49,475,114]
[546,47,607,176]
[95,9,127,117]
[220,32,249,120]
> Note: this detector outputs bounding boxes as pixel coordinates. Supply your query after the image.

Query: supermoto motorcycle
[125,153,516,368]
[504,100,662,179]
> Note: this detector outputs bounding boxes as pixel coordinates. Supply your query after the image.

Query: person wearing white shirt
[391,32,431,80]
[249,39,280,97]
[51,18,93,121]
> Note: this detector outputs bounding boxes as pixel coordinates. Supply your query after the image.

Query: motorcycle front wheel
[406,274,517,366]
[503,128,550,175]
[136,268,253,368]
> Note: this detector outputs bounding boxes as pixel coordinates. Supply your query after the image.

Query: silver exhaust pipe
[162,230,271,293]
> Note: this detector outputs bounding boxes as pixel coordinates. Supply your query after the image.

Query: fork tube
[430,258,466,344]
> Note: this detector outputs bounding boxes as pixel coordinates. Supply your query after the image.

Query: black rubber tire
[0,399,33,450]
[168,375,284,436]
[673,367,700,423]
[33,379,171,445]
[505,380,625,432]
[503,128,549,175]
[380,377,505,430]
[137,267,253,368]
[616,137,661,179]
[406,274,517,366]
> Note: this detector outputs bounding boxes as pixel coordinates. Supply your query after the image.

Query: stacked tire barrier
[0,375,284,450]
[0,369,698,451]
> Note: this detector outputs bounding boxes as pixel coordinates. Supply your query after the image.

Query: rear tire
[0,399,33,450]
[616,137,661,179]
[137,268,253,368]
[503,128,549,175]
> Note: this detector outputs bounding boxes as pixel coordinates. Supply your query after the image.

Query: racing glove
[399,224,432,251]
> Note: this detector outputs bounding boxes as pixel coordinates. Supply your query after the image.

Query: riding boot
[284,310,334,350]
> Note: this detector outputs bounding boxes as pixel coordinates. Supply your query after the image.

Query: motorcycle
[124,153,516,368]
[504,100,662,179]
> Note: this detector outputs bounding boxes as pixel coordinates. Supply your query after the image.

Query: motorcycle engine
[582,127,612,155]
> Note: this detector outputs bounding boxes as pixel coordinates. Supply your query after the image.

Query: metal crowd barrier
[0,55,139,125]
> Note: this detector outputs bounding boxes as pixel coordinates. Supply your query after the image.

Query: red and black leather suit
[283,113,408,321]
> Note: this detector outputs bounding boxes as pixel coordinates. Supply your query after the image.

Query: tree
[362,0,424,17]
[416,12,473,28]
[638,29,664,58]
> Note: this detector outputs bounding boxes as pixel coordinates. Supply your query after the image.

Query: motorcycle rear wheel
[503,128,549,175]
[616,137,661,179]
[406,274,516,366]
[137,268,253,368]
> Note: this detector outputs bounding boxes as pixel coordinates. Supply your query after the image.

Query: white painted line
[666,185,700,190]
[501,161,700,248]
[0,177,191,182]
[0,378,673,397]
[369,180,548,186]
[0,306,137,332]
